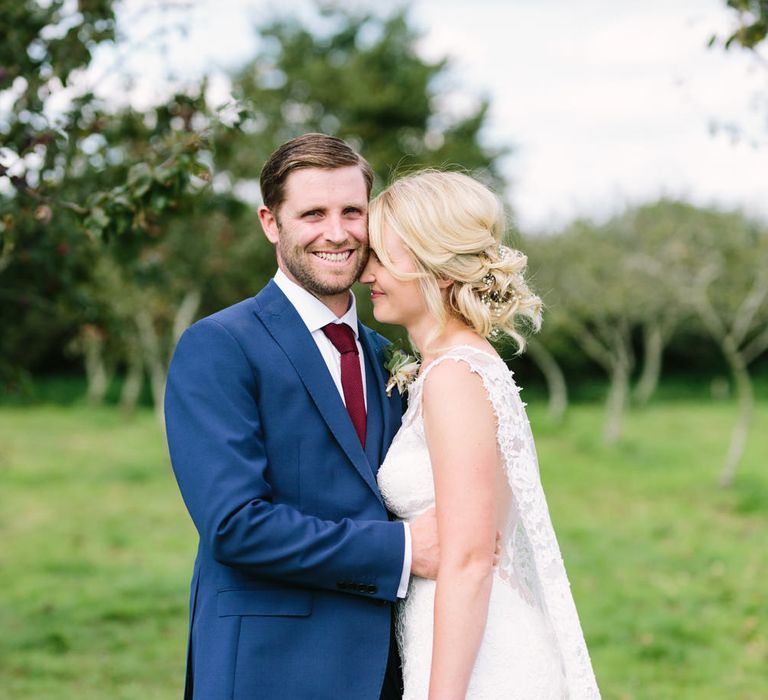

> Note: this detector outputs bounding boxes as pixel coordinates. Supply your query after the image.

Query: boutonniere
[383,339,421,397]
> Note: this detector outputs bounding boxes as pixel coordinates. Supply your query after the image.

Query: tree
[0,0,220,249]
[716,0,768,50]
[616,201,698,406]
[0,0,115,386]
[686,225,768,486]
[217,4,506,193]
[0,1,252,395]
[628,204,768,486]
[709,1,768,142]
[527,224,643,444]
[525,336,569,423]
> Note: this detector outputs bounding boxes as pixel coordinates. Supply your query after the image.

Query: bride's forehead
[380,225,414,260]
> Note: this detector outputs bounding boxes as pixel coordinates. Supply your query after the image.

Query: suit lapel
[255,282,384,504]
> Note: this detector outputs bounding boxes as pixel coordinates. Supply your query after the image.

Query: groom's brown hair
[259,133,374,215]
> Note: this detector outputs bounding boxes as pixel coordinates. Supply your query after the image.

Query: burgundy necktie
[322,322,367,447]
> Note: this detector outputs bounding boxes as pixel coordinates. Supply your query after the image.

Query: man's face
[259,166,369,312]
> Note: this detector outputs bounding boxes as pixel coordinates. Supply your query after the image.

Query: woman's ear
[437,277,454,289]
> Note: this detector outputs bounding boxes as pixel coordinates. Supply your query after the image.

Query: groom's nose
[324,214,347,244]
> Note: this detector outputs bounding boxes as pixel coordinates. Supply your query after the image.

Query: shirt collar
[273,268,359,337]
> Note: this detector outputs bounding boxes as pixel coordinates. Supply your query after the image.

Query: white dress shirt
[273,270,412,598]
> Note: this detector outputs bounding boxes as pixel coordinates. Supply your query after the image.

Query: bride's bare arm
[422,360,499,700]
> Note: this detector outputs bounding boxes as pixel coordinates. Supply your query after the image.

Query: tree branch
[692,264,728,340]
[566,321,612,369]
[730,269,768,346]
[743,325,768,364]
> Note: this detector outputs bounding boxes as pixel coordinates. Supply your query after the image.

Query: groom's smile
[313,249,355,263]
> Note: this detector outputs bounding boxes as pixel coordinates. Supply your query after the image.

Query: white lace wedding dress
[378,346,600,700]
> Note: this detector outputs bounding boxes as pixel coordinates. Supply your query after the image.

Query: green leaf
[151,193,168,211]
[89,206,109,229]
[189,160,212,181]
[153,165,175,186]
[127,162,153,197]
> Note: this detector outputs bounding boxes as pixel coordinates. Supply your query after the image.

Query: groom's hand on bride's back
[410,508,501,580]
[410,508,440,579]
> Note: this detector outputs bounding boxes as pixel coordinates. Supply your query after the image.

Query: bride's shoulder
[420,356,498,444]
[420,350,494,413]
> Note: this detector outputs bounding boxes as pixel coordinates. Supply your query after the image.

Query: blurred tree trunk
[172,288,202,347]
[527,338,568,422]
[135,309,166,426]
[632,313,680,406]
[568,320,634,445]
[134,288,202,426]
[718,337,753,488]
[119,341,144,414]
[604,339,632,444]
[632,321,663,406]
[82,325,111,405]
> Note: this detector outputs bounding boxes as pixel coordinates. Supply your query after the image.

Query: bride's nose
[359,257,375,284]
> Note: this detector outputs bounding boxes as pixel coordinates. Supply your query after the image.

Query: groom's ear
[258,205,280,244]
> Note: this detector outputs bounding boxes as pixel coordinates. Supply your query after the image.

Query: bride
[360,171,600,699]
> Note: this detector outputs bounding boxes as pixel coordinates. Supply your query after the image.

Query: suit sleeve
[164,318,405,601]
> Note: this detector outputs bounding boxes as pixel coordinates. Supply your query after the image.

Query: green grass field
[0,396,766,699]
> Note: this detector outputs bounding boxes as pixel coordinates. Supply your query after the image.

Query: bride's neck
[408,316,481,364]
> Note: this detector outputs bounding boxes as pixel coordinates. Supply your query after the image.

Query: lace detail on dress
[377,346,600,700]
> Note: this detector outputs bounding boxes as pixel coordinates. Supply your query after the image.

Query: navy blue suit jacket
[165,281,405,699]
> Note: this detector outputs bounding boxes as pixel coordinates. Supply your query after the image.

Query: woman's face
[359,224,430,329]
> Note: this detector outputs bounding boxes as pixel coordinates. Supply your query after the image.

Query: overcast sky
[95,0,767,231]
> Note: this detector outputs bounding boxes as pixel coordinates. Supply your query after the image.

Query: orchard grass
[0,395,766,699]
[0,407,193,700]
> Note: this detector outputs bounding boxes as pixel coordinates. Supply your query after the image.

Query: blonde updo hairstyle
[368,170,542,353]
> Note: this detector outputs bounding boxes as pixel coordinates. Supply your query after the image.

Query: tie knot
[322,322,358,355]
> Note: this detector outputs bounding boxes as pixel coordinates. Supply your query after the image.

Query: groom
[165,133,438,699]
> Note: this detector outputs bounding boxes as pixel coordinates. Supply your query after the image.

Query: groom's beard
[278,234,370,298]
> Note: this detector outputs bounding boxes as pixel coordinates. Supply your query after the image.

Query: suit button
[366,584,376,594]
